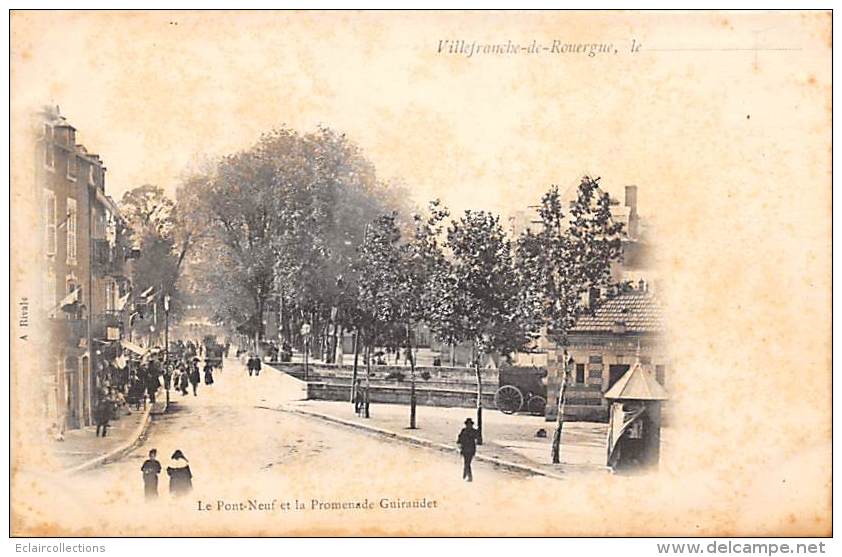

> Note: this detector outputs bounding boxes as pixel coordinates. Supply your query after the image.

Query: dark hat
[464,418,474,425]
[171,449,187,460]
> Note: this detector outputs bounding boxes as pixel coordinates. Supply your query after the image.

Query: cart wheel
[494,385,524,414]
[527,395,547,416]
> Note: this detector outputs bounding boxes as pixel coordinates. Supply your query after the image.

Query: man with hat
[457,418,480,482]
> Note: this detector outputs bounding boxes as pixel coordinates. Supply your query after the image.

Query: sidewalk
[281,399,611,478]
[53,396,166,473]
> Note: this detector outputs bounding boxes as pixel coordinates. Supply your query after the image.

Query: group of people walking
[94,354,168,438]
[171,358,216,397]
[246,354,262,377]
[93,343,223,437]
[141,448,193,500]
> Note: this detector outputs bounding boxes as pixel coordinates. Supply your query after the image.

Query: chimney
[625,185,638,213]
[625,185,639,239]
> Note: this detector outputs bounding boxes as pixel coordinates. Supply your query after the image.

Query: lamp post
[163,295,170,363]
[163,294,171,409]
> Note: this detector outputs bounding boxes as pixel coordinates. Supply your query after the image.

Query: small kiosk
[604,359,669,473]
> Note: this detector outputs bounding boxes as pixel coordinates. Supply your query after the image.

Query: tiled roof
[570,291,663,333]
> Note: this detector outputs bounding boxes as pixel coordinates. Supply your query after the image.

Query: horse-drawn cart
[494,366,548,416]
[203,335,225,369]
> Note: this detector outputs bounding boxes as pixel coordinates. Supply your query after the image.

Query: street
[21,357,566,536]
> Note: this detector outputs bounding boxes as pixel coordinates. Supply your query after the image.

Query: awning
[121,340,149,358]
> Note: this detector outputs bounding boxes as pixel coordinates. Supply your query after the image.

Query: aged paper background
[10,10,831,536]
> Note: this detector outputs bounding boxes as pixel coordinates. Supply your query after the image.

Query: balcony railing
[92,239,128,277]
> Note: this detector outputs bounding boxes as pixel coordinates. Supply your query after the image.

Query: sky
[10,10,830,258]
[11,11,828,222]
[12,10,806,219]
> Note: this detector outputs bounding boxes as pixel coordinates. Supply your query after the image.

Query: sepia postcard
[9,10,832,537]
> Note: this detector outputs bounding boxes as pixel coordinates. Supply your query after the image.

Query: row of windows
[44,272,120,319]
[572,361,667,386]
[43,144,101,186]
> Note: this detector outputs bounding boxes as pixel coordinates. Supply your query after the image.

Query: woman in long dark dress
[166,450,193,496]
[189,360,201,396]
[179,365,190,396]
[203,361,214,386]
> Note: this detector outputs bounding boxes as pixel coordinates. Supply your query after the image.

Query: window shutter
[45,191,56,255]
[66,199,77,263]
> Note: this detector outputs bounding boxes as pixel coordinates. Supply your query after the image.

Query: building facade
[545,284,668,422]
[37,106,132,433]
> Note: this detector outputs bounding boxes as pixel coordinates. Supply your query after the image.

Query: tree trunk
[331,322,340,364]
[364,342,371,418]
[551,351,568,464]
[321,322,330,362]
[407,322,417,429]
[450,343,456,366]
[475,346,483,445]
[350,328,359,405]
[256,295,265,345]
[279,294,287,344]
[310,309,317,357]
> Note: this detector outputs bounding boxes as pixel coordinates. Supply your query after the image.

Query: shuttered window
[45,190,57,256]
[66,154,77,180]
[45,266,56,318]
[66,198,77,264]
[44,143,55,170]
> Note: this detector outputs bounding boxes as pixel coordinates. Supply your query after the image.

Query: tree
[399,200,449,429]
[353,213,405,418]
[120,185,188,325]
[429,210,531,444]
[515,176,625,464]
[120,184,175,237]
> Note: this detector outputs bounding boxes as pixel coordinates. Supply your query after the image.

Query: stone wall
[274,361,499,388]
[270,361,608,421]
[270,362,498,410]
[306,382,496,409]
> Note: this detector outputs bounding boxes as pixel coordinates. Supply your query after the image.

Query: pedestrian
[353,379,364,416]
[247,354,261,377]
[141,448,162,500]
[166,450,193,497]
[162,364,172,391]
[129,373,144,410]
[146,370,160,405]
[189,361,200,396]
[457,418,480,482]
[179,365,189,396]
[203,360,214,386]
[94,395,111,437]
[171,365,180,389]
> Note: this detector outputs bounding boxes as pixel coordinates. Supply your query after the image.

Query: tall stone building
[36,106,132,433]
